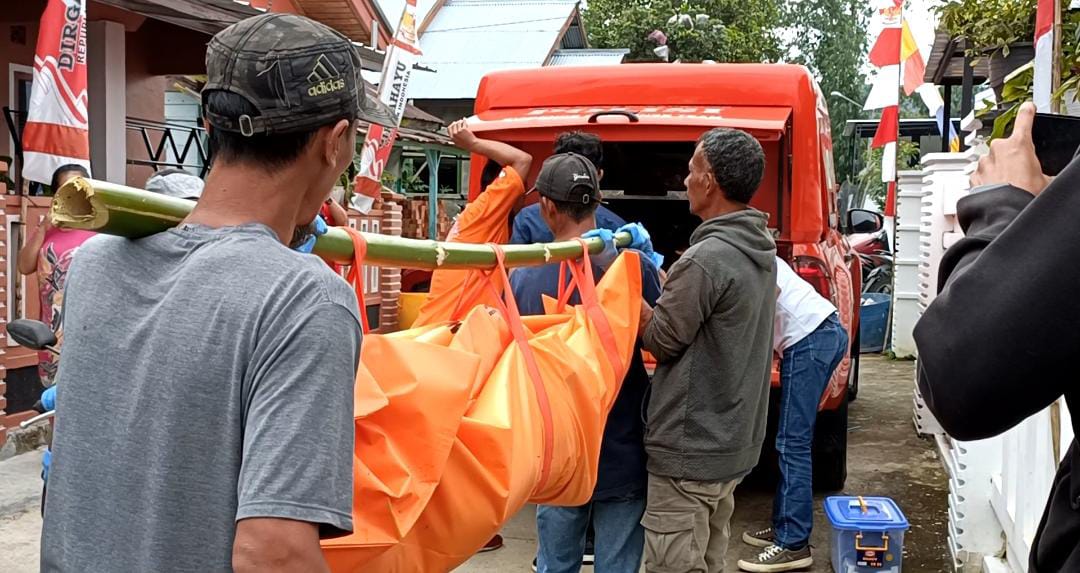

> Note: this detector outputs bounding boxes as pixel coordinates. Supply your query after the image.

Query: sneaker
[531,557,538,572]
[478,534,504,553]
[742,526,776,548]
[737,544,813,572]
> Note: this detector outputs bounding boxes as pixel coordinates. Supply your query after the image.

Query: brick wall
[377,201,403,333]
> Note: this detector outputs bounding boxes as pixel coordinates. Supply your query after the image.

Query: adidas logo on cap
[309,78,346,96]
[306,54,346,97]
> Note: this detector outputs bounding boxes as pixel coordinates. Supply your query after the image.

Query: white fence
[912,151,1074,572]
[890,171,923,358]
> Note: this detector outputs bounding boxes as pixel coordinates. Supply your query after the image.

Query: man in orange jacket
[413,120,532,328]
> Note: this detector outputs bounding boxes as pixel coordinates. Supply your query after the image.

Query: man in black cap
[510,153,663,573]
[40,13,393,573]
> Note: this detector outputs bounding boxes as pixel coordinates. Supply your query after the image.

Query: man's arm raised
[449,119,532,178]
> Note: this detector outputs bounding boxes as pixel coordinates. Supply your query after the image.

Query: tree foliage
[782,0,869,184]
[859,140,920,210]
[583,0,783,63]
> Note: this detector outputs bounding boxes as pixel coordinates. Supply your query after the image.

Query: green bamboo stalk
[52,177,631,270]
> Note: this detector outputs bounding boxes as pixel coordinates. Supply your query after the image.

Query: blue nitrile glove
[41,386,56,411]
[582,228,617,270]
[617,222,665,269]
[295,214,329,254]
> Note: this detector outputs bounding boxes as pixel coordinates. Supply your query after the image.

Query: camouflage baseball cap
[202,13,395,136]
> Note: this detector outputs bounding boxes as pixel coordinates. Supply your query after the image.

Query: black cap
[534,153,602,204]
[202,13,396,136]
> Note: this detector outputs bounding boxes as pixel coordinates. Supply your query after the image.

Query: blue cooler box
[825,496,909,572]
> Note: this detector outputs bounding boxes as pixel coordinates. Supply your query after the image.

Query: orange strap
[480,245,556,493]
[555,240,625,377]
[343,227,371,334]
[450,264,498,322]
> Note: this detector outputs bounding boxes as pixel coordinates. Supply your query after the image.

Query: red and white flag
[352,0,422,213]
[1034,0,1057,112]
[23,0,91,186]
[864,0,903,216]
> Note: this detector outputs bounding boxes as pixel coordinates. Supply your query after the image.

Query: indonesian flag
[23,0,91,185]
[865,0,903,215]
[1034,0,1056,112]
[351,0,422,213]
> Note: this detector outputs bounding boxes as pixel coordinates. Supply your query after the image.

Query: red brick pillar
[377,200,403,333]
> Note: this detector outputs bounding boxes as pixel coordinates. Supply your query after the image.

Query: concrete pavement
[0,449,44,573]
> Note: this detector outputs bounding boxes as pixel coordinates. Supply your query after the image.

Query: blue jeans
[773,313,848,550]
[536,494,646,573]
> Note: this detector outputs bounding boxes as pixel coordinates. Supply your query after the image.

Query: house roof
[96,0,392,70]
[548,49,628,67]
[408,0,585,100]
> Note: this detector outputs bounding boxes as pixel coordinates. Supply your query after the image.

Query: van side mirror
[7,319,57,351]
[847,209,884,234]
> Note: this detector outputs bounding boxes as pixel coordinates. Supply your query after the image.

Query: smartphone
[1031,112,1080,176]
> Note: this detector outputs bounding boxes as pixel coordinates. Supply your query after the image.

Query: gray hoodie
[641,208,777,482]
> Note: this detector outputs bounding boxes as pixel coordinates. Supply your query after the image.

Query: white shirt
[774,256,837,353]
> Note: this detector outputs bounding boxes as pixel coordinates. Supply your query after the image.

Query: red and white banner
[352,0,422,213]
[23,0,91,186]
[1034,0,1057,112]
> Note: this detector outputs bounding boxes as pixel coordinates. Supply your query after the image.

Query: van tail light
[794,256,833,301]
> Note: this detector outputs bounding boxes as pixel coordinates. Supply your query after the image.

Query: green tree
[583,0,783,63]
[858,140,920,210]
[782,0,869,184]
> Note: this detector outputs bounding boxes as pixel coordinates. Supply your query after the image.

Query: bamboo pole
[51,177,630,270]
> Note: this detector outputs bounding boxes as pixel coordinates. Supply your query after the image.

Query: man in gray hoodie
[638,127,777,573]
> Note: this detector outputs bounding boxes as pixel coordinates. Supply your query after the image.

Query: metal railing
[1,109,209,193]
[126,117,209,177]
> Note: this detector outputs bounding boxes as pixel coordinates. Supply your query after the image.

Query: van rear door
[468,105,793,242]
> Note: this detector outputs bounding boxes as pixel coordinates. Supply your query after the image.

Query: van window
[494,138,785,262]
[597,141,783,227]
[600,142,694,196]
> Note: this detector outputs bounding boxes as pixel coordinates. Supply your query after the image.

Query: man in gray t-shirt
[41,13,395,573]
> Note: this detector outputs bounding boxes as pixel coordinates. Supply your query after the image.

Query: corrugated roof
[409,0,581,100]
[548,49,628,67]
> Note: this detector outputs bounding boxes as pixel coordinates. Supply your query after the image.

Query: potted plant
[937,0,1037,96]
[981,10,1080,139]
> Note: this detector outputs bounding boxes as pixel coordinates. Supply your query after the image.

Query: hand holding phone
[1030,111,1080,176]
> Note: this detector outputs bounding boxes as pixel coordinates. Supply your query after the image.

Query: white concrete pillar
[890,170,925,358]
[87,20,126,184]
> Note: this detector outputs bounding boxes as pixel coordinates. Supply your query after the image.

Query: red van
[462,63,880,490]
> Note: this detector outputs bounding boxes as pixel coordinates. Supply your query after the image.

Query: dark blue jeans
[772,313,848,550]
[536,494,645,573]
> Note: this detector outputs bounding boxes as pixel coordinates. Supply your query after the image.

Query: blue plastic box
[859,294,891,353]
[825,496,909,573]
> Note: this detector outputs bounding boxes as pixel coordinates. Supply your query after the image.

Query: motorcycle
[8,319,59,514]
[850,228,893,294]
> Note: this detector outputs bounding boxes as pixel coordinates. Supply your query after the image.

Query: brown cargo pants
[641,473,741,573]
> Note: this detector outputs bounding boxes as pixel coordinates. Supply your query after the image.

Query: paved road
[0,449,43,573]
[0,357,948,572]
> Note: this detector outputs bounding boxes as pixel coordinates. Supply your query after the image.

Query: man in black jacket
[914,102,1080,572]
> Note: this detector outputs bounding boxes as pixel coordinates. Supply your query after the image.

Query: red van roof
[474,106,792,140]
[473,64,834,243]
